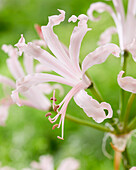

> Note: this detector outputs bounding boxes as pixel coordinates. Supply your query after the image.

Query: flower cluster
[11,10,120,140]
[0,0,136,169]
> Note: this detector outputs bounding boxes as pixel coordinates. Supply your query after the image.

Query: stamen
[54,105,59,112]
[48,117,53,124]
[57,136,64,140]
[52,124,59,130]
[45,112,52,117]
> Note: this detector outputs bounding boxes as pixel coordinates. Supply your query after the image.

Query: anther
[52,124,59,130]
[50,97,57,101]
[54,105,59,112]
[45,112,52,117]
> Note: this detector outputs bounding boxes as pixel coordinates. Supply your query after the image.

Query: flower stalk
[66,114,114,133]
[123,93,136,131]
[88,83,103,102]
[119,51,129,121]
[122,147,131,170]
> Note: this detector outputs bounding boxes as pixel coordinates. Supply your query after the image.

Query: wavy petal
[37,83,64,96]
[16,36,78,81]
[11,73,74,106]
[23,54,33,74]
[74,90,113,123]
[112,0,125,24]
[32,39,46,47]
[127,39,136,62]
[41,10,72,67]
[87,2,116,22]
[58,158,80,170]
[2,44,25,79]
[82,43,120,74]
[0,75,16,88]
[98,27,117,45]
[35,64,52,73]
[68,14,91,75]
[22,86,51,110]
[117,71,136,93]
[124,0,136,47]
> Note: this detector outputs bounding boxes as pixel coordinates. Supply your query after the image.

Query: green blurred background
[0,0,136,169]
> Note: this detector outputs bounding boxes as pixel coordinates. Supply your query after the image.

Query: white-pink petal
[35,64,52,73]
[98,27,117,45]
[11,73,74,106]
[117,71,136,93]
[87,2,116,22]
[41,10,72,67]
[23,54,33,74]
[20,41,78,82]
[130,167,136,170]
[22,86,51,111]
[74,90,113,123]
[2,44,25,79]
[82,43,120,74]
[127,39,136,62]
[0,75,16,88]
[69,14,90,76]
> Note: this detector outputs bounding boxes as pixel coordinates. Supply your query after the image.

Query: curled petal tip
[48,9,65,27]
[68,15,77,23]
[78,14,88,21]
[118,71,125,79]
[57,9,65,14]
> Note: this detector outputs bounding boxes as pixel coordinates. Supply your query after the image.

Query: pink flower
[13,10,120,140]
[88,0,136,61]
[0,43,63,126]
[31,155,80,170]
[130,167,136,170]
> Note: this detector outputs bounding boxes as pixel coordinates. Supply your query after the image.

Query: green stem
[123,93,136,131]
[122,147,131,170]
[120,50,129,121]
[86,71,103,102]
[127,116,136,132]
[88,83,103,102]
[66,114,114,133]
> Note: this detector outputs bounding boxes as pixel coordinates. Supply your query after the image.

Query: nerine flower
[31,155,80,170]
[0,43,63,126]
[87,0,136,61]
[12,10,120,140]
[130,167,136,170]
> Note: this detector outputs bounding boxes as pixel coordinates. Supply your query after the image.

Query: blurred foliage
[0,0,136,169]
